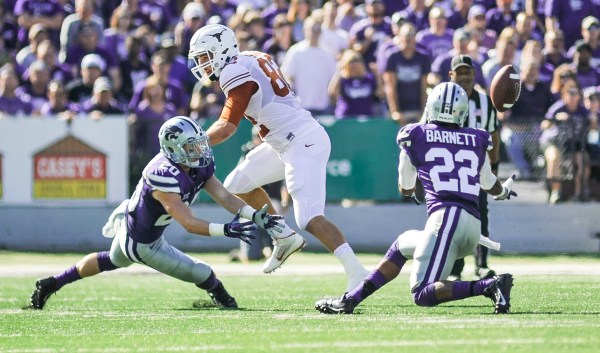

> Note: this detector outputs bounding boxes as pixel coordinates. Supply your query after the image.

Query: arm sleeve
[398,150,417,190]
[219,81,259,127]
[479,154,498,190]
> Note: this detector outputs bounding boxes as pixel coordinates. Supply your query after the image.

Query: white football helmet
[425,82,469,126]
[158,116,213,168]
[189,24,239,82]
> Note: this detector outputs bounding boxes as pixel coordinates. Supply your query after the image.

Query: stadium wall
[1,203,598,254]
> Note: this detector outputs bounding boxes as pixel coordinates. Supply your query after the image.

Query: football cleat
[475,266,496,280]
[483,273,513,314]
[207,283,238,309]
[315,293,357,314]
[29,277,58,310]
[263,232,306,274]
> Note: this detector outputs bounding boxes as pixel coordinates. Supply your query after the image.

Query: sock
[413,283,439,307]
[54,265,82,290]
[347,270,389,304]
[451,278,496,300]
[333,243,366,277]
[383,240,407,269]
[196,271,220,291]
[97,251,118,272]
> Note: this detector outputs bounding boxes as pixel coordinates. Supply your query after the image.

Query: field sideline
[1,251,599,353]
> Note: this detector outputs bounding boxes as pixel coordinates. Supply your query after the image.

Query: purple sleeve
[13,0,27,15]
[384,52,397,73]
[544,0,558,18]
[128,81,145,111]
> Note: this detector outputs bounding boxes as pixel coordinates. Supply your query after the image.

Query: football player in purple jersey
[316,82,518,315]
[29,116,285,310]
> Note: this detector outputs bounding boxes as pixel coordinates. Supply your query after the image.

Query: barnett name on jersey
[398,123,492,219]
[126,154,215,244]
[218,51,323,152]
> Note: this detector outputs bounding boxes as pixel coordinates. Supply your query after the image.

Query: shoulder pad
[397,123,420,147]
[220,60,252,94]
[144,162,182,194]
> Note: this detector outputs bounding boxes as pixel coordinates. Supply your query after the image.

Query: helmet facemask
[159,116,214,168]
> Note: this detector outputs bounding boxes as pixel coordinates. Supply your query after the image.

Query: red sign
[34,155,106,180]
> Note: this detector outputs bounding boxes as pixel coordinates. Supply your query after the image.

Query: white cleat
[346,267,370,292]
[263,232,306,274]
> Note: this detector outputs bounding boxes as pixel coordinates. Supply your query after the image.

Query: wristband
[239,205,256,220]
[208,223,225,236]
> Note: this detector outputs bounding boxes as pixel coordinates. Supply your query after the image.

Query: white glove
[494,174,517,200]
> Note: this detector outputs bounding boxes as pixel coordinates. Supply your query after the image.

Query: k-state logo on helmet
[164,125,183,141]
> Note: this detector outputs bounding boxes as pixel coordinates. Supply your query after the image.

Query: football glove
[251,204,284,233]
[224,213,256,245]
[494,174,518,200]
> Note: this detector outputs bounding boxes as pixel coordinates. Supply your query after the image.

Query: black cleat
[30,277,58,310]
[207,283,238,309]
[475,267,496,280]
[315,293,357,314]
[483,274,513,314]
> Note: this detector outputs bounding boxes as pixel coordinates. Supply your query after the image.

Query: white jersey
[219,51,322,152]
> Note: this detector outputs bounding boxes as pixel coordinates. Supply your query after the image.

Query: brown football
[490,65,521,112]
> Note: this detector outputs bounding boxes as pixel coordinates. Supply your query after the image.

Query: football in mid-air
[490,65,521,112]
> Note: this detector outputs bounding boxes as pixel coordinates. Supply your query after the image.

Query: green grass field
[1,252,599,353]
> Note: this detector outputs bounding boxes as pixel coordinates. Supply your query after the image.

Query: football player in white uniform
[189,24,368,290]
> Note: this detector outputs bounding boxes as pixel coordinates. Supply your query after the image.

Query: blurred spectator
[24,39,73,83]
[583,86,600,168]
[329,50,381,120]
[14,0,63,50]
[287,0,312,43]
[415,7,453,62]
[568,16,600,69]
[465,4,497,50]
[0,2,19,54]
[117,36,149,103]
[65,53,104,103]
[261,0,288,29]
[317,1,349,59]
[128,50,188,116]
[101,5,132,62]
[281,16,336,115]
[571,41,600,90]
[482,27,518,88]
[63,23,120,91]
[128,75,176,189]
[134,24,159,63]
[382,22,430,125]
[382,0,407,16]
[15,23,48,73]
[174,2,206,58]
[429,28,487,89]
[396,0,430,32]
[520,39,550,83]
[541,29,568,82]
[540,79,591,203]
[0,37,11,68]
[544,0,599,49]
[549,64,577,101]
[500,60,553,179]
[0,64,33,117]
[39,79,79,119]
[189,80,225,120]
[446,0,473,30]
[262,13,293,65]
[81,76,125,119]
[335,0,361,33]
[348,0,393,72]
[159,35,191,91]
[375,11,408,75]
[206,0,237,25]
[119,0,152,30]
[15,59,49,113]
[515,11,542,48]
[59,0,104,61]
[243,11,269,50]
[485,0,516,35]
[135,0,171,34]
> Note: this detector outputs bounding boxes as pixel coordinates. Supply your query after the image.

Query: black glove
[224,213,256,245]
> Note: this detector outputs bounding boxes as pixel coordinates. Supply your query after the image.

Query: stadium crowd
[0,0,599,202]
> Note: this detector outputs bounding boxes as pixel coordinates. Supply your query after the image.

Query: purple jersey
[0,95,33,115]
[398,123,492,219]
[349,18,394,64]
[335,74,377,119]
[13,0,63,47]
[545,0,600,48]
[385,50,431,111]
[127,153,215,243]
[415,28,454,62]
